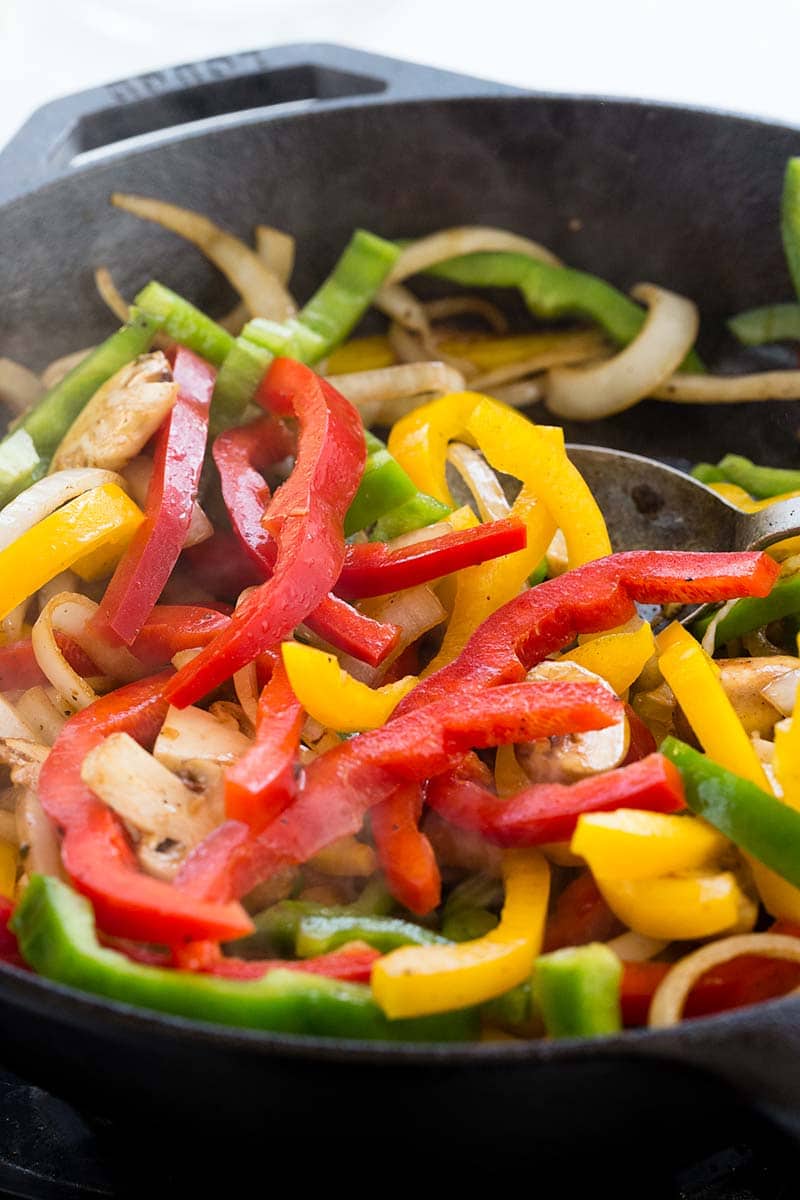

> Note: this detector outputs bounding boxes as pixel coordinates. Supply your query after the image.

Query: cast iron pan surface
[3,43,800,1161]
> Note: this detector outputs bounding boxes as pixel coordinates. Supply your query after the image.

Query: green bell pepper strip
[532,942,623,1038]
[662,736,800,888]
[692,574,800,648]
[134,283,234,366]
[714,454,800,500]
[527,557,549,587]
[230,881,396,958]
[441,908,499,943]
[246,231,400,366]
[369,493,453,541]
[728,303,800,346]
[0,309,162,508]
[296,913,450,958]
[12,875,476,1041]
[417,250,703,371]
[691,463,728,485]
[783,158,800,301]
[346,431,449,537]
[209,337,272,436]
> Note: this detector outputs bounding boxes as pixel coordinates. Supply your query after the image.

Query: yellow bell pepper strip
[0,484,143,623]
[657,623,771,791]
[571,809,729,880]
[0,840,17,900]
[595,872,746,940]
[774,669,800,810]
[371,848,550,1018]
[388,392,609,671]
[495,744,530,797]
[326,335,396,374]
[561,620,655,694]
[280,641,416,733]
[533,942,622,1038]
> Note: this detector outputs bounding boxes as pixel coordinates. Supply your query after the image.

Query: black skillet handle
[0,43,522,206]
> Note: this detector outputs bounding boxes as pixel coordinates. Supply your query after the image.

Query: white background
[3,0,800,152]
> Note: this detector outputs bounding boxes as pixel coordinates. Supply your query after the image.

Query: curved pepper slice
[371,848,550,1018]
[571,809,729,880]
[427,753,685,847]
[11,875,475,1041]
[165,359,366,707]
[0,483,144,623]
[596,872,745,940]
[212,412,397,667]
[560,620,656,695]
[280,641,415,733]
[37,672,252,944]
[394,550,780,718]
[224,655,304,831]
[95,346,214,644]
[370,783,440,916]
[176,680,622,903]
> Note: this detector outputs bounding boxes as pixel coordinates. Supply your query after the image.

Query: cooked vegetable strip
[652,372,800,403]
[345,430,446,537]
[11,876,475,1041]
[0,310,162,507]
[533,943,622,1038]
[389,228,562,282]
[599,871,748,939]
[371,783,440,914]
[280,642,415,732]
[394,551,779,717]
[224,655,304,832]
[212,413,399,667]
[95,347,214,644]
[427,753,685,846]
[111,193,296,321]
[37,673,253,944]
[662,738,800,890]
[296,910,449,956]
[693,576,800,650]
[371,848,550,1018]
[0,484,143,623]
[783,158,800,300]
[570,810,728,879]
[714,454,800,500]
[134,282,234,366]
[728,303,800,346]
[165,360,366,706]
[176,680,622,903]
[327,363,466,427]
[560,621,655,694]
[0,468,125,551]
[545,284,699,421]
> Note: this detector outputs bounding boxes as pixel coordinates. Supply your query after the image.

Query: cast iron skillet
[2,43,800,1160]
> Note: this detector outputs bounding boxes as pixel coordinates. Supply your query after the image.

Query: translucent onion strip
[327,363,465,426]
[0,697,36,740]
[423,295,509,332]
[653,371,800,404]
[469,330,609,390]
[0,358,43,415]
[94,266,130,322]
[546,284,699,421]
[1,603,27,645]
[256,225,296,287]
[233,661,260,729]
[446,442,511,522]
[15,686,68,745]
[32,598,97,712]
[40,348,94,390]
[0,468,125,552]
[123,456,211,548]
[606,931,668,962]
[111,193,296,321]
[388,227,562,284]
[16,787,63,880]
[649,933,800,1027]
[488,380,544,408]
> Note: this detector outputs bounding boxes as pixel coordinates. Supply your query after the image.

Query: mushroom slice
[516,660,629,785]
[50,351,177,473]
[712,656,800,734]
[153,704,251,772]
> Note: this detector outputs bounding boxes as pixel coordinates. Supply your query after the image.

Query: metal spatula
[566,445,800,554]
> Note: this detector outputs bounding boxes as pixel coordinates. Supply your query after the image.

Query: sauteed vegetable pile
[4,161,800,1043]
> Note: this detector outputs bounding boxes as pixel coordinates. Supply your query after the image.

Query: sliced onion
[16,786,63,879]
[606,931,668,962]
[255,225,296,286]
[40,347,94,390]
[308,835,377,877]
[153,704,251,770]
[122,456,211,548]
[545,284,699,420]
[762,668,800,717]
[111,193,296,321]
[0,358,43,415]
[1,603,27,644]
[653,371,800,403]
[326,362,465,426]
[233,661,260,728]
[701,599,738,656]
[0,697,35,740]
[446,442,511,521]
[470,331,609,390]
[15,687,67,745]
[649,933,800,1027]
[423,295,509,332]
[32,599,96,712]
[388,227,561,285]
[0,468,125,552]
[488,379,545,408]
[94,266,130,322]
[375,283,434,338]
[338,585,446,685]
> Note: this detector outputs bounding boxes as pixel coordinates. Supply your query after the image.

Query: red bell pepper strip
[542,872,622,953]
[165,360,367,707]
[334,518,528,600]
[117,934,380,983]
[37,672,252,945]
[370,783,440,916]
[224,656,304,830]
[213,414,399,667]
[176,679,623,903]
[623,704,658,764]
[620,957,800,1027]
[96,346,214,645]
[426,752,685,847]
[0,635,99,692]
[129,605,231,669]
[393,550,780,717]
